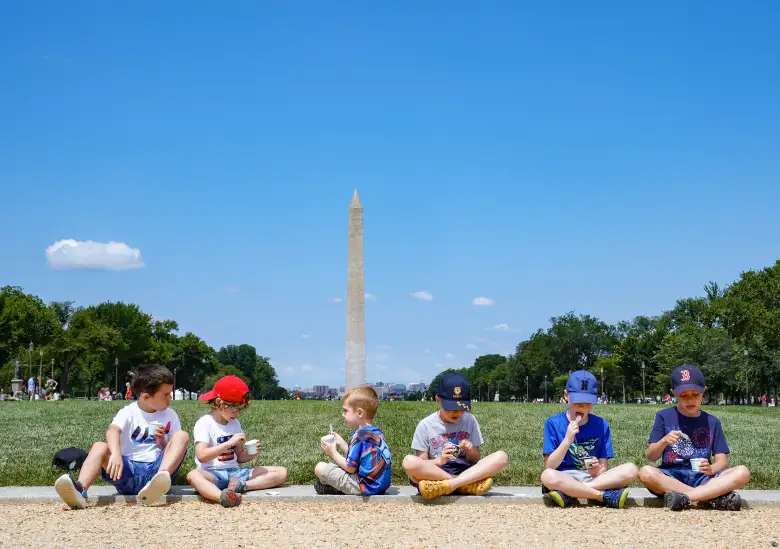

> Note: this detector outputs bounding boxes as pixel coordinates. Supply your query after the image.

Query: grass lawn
[1,400,777,488]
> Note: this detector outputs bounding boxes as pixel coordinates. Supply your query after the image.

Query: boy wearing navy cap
[639,364,750,511]
[402,372,509,499]
[541,370,638,508]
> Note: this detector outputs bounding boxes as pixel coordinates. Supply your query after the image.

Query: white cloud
[376,345,391,350]
[224,285,241,293]
[466,343,478,350]
[365,293,376,301]
[301,333,311,339]
[46,239,144,271]
[493,323,511,332]
[411,291,433,301]
[472,296,494,306]
[301,364,313,372]
[445,352,456,359]
[424,348,431,354]
[328,297,342,303]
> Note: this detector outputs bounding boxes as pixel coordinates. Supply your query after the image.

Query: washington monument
[345,189,366,389]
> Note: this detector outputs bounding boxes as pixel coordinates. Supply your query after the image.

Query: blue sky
[2,1,779,389]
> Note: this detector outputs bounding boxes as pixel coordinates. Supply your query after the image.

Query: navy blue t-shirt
[648,407,729,468]
[542,411,615,471]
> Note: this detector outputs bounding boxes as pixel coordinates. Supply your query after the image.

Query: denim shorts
[648,467,722,497]
[101,453,181,495]
[204,467,253,490]
[410,457,472,489]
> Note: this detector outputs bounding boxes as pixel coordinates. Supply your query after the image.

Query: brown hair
[342,385,378,419]
[130,364,174,396]
[208,393,251,411]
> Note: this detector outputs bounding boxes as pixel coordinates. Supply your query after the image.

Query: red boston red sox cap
[199,375,249,402]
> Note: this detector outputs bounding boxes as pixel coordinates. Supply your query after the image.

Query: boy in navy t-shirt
[541,370,638,508]
[639,364,751,511]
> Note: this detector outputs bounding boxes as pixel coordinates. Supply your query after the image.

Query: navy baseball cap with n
[566,370,598,404]
[671,364,705,395]
[436,372,471,412]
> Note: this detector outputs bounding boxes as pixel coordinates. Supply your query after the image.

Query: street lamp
[641,361,646,403]
[525,376,529,403]
[744,349,749,404]
[51,358,55,381]
[114,358,119,394]
[38,350,43,390]
[544,374,548,403]
[601,365,604,397]
[28,342,33,381]
[173,367,178,400]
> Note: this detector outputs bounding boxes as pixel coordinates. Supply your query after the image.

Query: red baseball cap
[199,375,249,402]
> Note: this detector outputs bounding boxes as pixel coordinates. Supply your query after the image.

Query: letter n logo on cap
[681,370,690,381]
[581,380,588,390]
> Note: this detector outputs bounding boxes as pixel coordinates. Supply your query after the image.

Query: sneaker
[455,477,493,496]
[232,477,248,494]
[138,470,171,506]
[663,491,691,511]
[220,476,243,508]
[544,490,575,508]
[418,479,453,500]
[602,488,629,509]
[710,491,742,511]
[313,480,343,495]
[55,474,87,509]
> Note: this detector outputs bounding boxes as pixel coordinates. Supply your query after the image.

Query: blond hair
[342,385,378,419]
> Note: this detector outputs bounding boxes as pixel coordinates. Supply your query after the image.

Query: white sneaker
[55,474,87,509]
[138,471,171,505]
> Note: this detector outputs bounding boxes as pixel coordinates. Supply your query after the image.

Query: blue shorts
[648,467,722,497]
[204,467,253,490]
[101,453,181,495]
[410,457,472,489]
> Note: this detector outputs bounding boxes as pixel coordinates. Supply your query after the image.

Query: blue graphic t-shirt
[345,425,392,496]
[542,411,615,471]
[648,407,729,468]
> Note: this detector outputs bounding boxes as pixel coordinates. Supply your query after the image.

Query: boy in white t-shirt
[54,364,190,509]
[186,376,288,507]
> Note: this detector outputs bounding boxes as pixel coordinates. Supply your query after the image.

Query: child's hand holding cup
[245,439,260,455]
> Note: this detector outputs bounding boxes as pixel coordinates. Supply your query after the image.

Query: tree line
[0,290,287,399]
[431,260,780,403]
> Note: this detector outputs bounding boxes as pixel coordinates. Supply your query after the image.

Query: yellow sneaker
[419,479,453,499]
[455,477,493,496]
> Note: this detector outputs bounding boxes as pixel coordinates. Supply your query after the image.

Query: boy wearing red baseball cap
[186,375,288,507]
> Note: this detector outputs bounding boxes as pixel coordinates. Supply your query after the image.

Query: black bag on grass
[52,447,88,472]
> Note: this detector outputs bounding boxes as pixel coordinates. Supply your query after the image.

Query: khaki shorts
[316,463,362,496]
[562,469,592,483]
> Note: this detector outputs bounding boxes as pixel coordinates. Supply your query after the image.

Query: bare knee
[494,450,509,468]
[90,441,110,457]
[622,463,639,482]
[171,430,190,444]
[734,465,751,485]
[186,469,201,483]
[540,468,559,488]
[314,462,328,478]
[639,465,659,484]
[402,454,421,473]
[278,467,289,483]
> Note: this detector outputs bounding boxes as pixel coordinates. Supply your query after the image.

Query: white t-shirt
[411,411,484,459]
[110,402,181,463]
[193,414,244,470]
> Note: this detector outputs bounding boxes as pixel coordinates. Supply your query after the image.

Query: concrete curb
[1,485,778,507]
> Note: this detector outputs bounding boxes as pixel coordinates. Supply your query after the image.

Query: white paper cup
[321,434,335,445]
[583,457,596,469]
[148,422,161,435]
[245,439,259,455]
[690,458,705,472]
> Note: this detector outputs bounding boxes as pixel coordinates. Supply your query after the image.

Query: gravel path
[2,501,779,548]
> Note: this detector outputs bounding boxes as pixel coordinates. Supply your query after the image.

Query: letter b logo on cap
[681,370,691,381]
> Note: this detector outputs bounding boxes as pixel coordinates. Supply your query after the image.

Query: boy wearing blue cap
[402,372,509,499]
[541,370,638,508]
[638,364,750,511]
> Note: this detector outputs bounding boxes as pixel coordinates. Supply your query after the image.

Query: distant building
[407,382,427,393]
[313,385,329,396]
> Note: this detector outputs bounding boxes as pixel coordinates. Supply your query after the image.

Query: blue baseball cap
[566,370,598,404]
[671,364,705,395]
[436,372,471,412]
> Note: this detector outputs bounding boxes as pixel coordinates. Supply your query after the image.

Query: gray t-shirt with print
[411,411,484,459]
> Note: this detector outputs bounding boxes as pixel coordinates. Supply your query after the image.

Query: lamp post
[544,374,548,403]
[173,367,178,400]
[38,350,43,390]
[744,348,749,404]
[641,361,646,403]
[601,365,604,397]
[525,376,529,403]
[51,358,55,381]
[28,342,34,381]
[114,358,119,394]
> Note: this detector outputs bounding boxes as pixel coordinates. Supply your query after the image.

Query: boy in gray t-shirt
[403,373,509,499]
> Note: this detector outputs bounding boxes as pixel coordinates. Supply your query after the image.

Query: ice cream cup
[321,434,336,445]
[690,458,706,472]
[245,439,259,455]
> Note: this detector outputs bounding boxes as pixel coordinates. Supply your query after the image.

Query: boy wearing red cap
[186,376,288,507]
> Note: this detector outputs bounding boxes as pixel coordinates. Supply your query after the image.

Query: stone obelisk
[345,189,366,389]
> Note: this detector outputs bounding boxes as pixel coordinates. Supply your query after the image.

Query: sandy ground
[1,501,779,549]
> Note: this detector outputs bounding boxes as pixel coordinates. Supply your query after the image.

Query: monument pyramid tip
[350,188,361,207]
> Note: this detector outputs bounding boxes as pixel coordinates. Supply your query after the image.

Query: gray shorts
[315,463,362,496]
[562,469,592,483]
